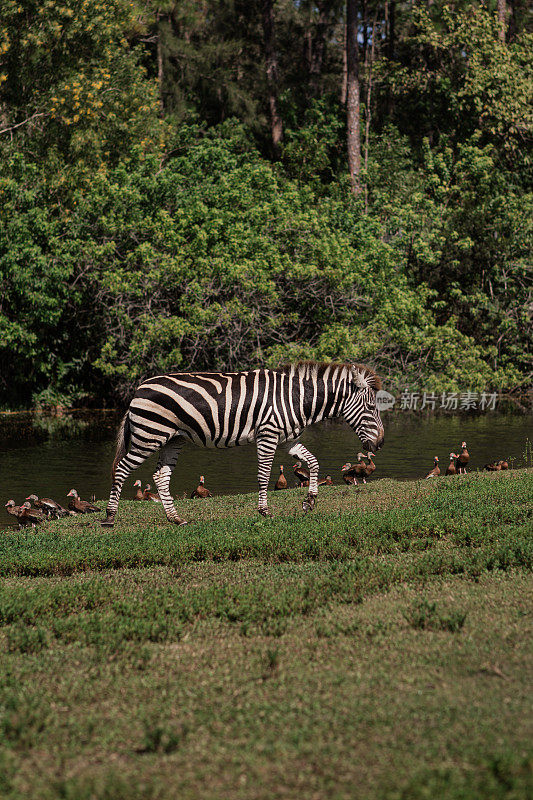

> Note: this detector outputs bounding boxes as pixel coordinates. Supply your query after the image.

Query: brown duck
[445,453,458,476]
[341,453,368,485]
[133,479,144,500]
[25,494,68,518]
[341,467,355,485]
[67,489,100,513]
[318,475,333,486]
[142,484,161,502]
[4,500,22,521]
[191,476,212,499]
[425,456,440,479]
[274,465,288,490]
[293,461,310,487]
[456,442,469,473]
[484,461,502,472]
[362,452,376,480]
[499,459,509,470]
[19,501,46,526]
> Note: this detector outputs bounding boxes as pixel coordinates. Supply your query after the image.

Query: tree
[497,0,507,42]
[346,0,362,194]
[308,1,333,97]
[261,0,283,156]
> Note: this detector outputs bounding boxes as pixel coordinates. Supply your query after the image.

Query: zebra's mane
[279,360,382,391]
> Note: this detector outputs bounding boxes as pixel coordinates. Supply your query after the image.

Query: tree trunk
[340,22,347,105]
[507,0,517,41]
[346,0,361,195]
[309,2,330,98]
[361,0,368,106]
[261,0,283,157]
[364,13,377,212]
[497,0,507,42]
[387,0,395,60]
[157,10,164,116]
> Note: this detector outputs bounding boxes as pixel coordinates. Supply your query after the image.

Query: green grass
[0,470,531,799]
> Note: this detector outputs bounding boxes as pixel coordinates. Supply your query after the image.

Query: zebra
[101,360,385,527]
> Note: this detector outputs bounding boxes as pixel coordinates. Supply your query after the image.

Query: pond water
[1,409,531,528]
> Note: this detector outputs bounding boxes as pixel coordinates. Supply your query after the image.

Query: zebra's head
[342,364,385,453]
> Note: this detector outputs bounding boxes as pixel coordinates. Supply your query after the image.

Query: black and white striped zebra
[101,361,384,527]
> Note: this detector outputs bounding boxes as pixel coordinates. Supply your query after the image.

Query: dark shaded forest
[0,0,531,408]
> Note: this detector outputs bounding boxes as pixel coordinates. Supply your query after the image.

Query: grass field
[0,470,532,799]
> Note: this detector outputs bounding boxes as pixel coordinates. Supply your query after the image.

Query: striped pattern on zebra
[101,361,385,527]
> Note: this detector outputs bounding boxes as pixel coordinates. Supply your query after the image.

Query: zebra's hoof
[303,494,317,513]
[258,509,271,517]
[173,519,188,526]
[101,519,115,528]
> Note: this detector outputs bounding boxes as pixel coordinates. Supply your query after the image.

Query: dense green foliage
[0,1,531,407]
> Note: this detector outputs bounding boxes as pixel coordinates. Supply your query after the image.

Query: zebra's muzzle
[361,433,384,452]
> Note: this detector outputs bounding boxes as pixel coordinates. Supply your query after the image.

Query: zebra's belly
[189,427,300,449]
[181,428,256,449]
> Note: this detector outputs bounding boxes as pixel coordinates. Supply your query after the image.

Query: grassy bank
[0,471,532,799]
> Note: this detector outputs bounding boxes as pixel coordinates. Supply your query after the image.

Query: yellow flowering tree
[0,0,162,176]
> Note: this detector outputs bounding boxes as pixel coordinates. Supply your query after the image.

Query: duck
[425,457,440,479]
[293,461,310,487]
[25,494,68,518]
[341,465,355,485]
[4,500,41,529]
[499,459,509,470]
[445,453,458,476]
[274,465,288,490]
[484,461,502,472]
[66,489,100,513]
[341,453,368,485]
[456,442,469,473]
[318,475,333,486]
[362,452,376,480]
[4,500,22,521]
[142,484,161,502]
[18,501,46,527]
[191,476,212,499]
[133,479,144,500]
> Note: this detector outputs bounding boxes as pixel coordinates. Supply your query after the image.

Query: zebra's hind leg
[256,430,279,516]
[153,438,187,526]
[102,447,154,527]
[287,442,319,513]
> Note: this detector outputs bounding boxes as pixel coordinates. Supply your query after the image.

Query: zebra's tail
[111,412,131,481]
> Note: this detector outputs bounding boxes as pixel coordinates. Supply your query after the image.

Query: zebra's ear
[347,362,381,390]
[352,369,371,389]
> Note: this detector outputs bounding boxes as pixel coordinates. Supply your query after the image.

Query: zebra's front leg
[288,442,319,513]
[256,431,279,517]
[153,439,188,526]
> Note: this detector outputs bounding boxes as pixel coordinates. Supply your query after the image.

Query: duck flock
[5,489,100,528]
[3,440,512,529]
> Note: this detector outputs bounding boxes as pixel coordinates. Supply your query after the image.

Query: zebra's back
[130,369,270,448]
